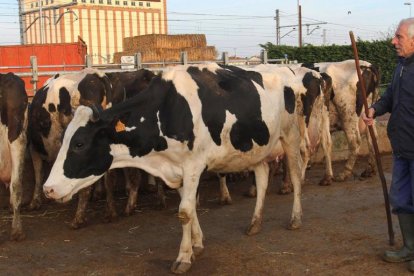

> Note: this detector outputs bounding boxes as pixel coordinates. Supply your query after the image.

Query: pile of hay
[114,34,217,64]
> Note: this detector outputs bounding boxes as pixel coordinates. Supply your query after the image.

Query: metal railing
[1,50,291,95]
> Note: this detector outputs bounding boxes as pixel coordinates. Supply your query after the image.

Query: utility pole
[275,9,280,45]
[39,0,44,44]
[17,0,24,44]
[298,4,302,47]
[322,29,326,45]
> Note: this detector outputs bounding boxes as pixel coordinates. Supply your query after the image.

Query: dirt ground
[0,153,411,275]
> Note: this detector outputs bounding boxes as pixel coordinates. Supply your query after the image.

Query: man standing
[362,18,414,272]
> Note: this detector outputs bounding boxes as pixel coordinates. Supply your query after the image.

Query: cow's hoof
[103,211,118,223]
[193,246,204,256]
[70,218,87,229]
[319,176,333,186]
[244,186,257,198]
[219,197,232,205]
[124,206,135,216]
[278,187,293,195]
[359,169,376,179]
[287,218,302,230]
[246,223,262,236]
[10,229,25,241]
[28,199,42,211]
[334,172,351,182]
[171,261,192,274]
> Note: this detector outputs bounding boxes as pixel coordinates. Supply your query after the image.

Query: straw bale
[123,34,207,51]
[114,46,217,64]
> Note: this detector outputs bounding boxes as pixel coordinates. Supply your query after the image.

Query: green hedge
[260,40,397,85]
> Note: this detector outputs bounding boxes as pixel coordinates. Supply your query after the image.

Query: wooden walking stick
[349,31,394,245]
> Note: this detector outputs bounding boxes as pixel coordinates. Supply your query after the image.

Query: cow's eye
[74,142,84,150]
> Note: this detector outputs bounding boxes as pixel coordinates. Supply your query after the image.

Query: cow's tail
[369,63,380,104]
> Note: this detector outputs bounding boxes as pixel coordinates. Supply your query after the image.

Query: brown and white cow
[28,68,155,227]
[43,63,304,273]
[301,60,380,181]
[0,73,28,241]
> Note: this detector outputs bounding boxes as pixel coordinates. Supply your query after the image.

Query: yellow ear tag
[115,120,126,132]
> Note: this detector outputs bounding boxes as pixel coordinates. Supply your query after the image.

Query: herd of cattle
[0,60,380,273]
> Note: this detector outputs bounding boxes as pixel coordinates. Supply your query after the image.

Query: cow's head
[43,105,113,202]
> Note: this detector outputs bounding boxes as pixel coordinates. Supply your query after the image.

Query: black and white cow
[217,64,333,202]
[301,60,380,181]
[28,68,155,227]
[0,73,28,241]
[43,63,304,274]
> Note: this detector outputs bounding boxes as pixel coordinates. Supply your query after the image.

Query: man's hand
[362,107,375,126]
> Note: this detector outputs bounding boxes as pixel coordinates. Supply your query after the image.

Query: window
[131,1,135,6]
[51,0,54,3]
[146,2,150,7]
[81,0,86,2]
[115,0,120,5]
[99,0,103,3]
[139,2,143,6]
[35,2,38,7]
[31,3,33,8]
[90,0,95,3]
[45,0,49,5]
[107,0,112,4]
[123,1,127,5]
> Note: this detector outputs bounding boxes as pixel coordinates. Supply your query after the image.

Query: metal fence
[0,50,290,95]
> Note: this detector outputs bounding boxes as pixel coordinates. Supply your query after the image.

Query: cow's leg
[359,119,377,179]
[9,142,26,241]
[218,174,232,205]
[70,186,92,229]
[319,112,334,186]
[246,161,269,236]
[28,147,44,210]
[171,169,203,274]
[155,177,167,209]
[124,168,140,216]
[281,133,303,229]
[103,170,118,222]
[278,159,293,194]
[335,113,361,181]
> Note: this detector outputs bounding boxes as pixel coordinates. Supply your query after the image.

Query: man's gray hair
[400,18,414,38]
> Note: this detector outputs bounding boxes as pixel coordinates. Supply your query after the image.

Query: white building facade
[19,0,168,64]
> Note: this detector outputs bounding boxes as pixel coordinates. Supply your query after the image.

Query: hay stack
[123,34,207,51]
[114,34,216,64]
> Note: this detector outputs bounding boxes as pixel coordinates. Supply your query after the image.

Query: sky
[0,0,409,57]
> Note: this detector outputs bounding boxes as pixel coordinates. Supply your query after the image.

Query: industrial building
[18,0,168,64]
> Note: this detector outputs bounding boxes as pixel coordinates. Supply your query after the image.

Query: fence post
[261,50,268,64]
[181,51,188,65]
[85,55,92,68]
[134,53,142,69]
[30,56,38,93]
[222,52,229,65]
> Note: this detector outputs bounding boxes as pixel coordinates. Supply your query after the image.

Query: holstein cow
[301,60,380,181]
[217,64,333,203]
[43,63,304,274]
[28,68,155,228]
[0,73,28,241]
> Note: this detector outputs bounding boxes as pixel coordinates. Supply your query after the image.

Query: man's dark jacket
[372,54,414,159]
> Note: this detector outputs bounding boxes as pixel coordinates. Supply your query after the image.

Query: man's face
[392,22,414,58]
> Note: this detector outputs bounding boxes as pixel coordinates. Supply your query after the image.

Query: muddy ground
[0,153,411,275]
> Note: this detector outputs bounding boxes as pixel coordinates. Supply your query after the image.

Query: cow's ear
[90,104,103,122]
